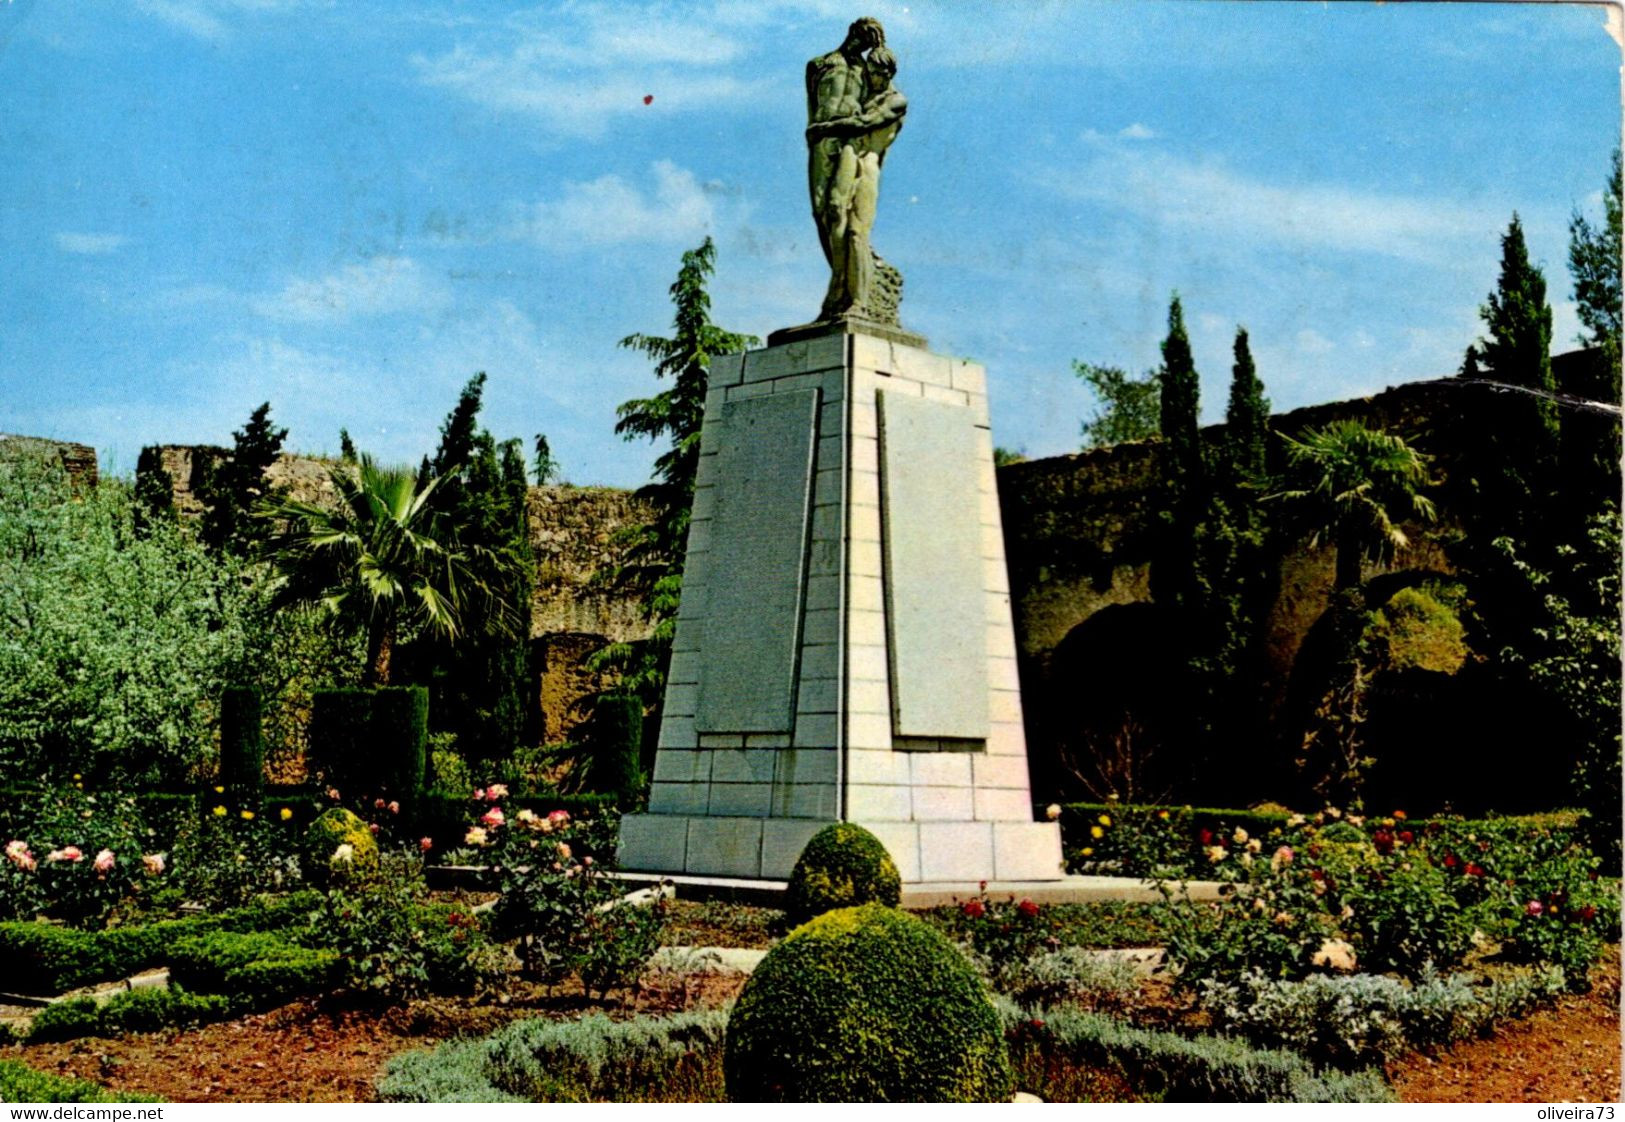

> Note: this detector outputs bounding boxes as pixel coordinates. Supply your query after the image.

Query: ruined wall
[0,434,99,486]
[526,486,652,643]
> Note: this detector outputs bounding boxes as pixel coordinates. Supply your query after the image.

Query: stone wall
[0,434,99,486]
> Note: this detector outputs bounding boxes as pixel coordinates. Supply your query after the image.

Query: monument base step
[609,870,1224,909]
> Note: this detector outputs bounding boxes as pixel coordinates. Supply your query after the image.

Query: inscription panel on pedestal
[695,389,821,733]
[877,390,990,740]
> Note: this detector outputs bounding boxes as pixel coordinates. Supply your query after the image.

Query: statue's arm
[806,91,907,139]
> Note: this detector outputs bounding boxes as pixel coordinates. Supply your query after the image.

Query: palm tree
[260,455,518,685]
[1276,419,1436,591]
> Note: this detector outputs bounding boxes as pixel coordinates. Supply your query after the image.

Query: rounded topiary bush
[785,823,901,925]
[301,808,379,887]
[724,903,1012,1102]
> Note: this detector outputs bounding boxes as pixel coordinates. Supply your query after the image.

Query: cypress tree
[199,402,287,554]
[1224,327,1270,487]
[1158,295,1202,498]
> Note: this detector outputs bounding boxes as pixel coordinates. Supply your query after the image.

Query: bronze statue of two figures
[800,17,911,337]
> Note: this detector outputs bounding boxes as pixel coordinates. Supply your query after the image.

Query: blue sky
[2,1,1618,486]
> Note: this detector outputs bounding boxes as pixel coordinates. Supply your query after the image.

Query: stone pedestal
[617,328,1062,884]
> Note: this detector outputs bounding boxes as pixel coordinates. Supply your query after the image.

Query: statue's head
[844,17,884,53]
[865,45,897,91]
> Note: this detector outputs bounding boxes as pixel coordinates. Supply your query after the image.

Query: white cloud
[514,161,715,249]
[1118,122,1157,140]
[133,0,306,43]
[253,256,452,324]
[1295,328,1335,355]
[55,232,127,255]
[1041,144,1510,265]
[411,7,770,137]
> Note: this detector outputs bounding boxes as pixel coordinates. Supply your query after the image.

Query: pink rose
[326,787,340,801]
[368,822,379,834]
[388,801,400,815]
[93,849,115,874]
[142,853,165,876]
[5,840,35,871]
[48,846,83,863]
[482,806,506,829]
[1526,900,1543,916]
[374,798,386,810]
[547,809,570,825]
[419,837,433,852]
[486,784,509,800]
[474,788,486,801]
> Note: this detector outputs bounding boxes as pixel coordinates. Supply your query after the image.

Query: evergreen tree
[1567,148,1621,402]
[1462,215,1557,546]
[1157,295,1202,497]
[338,428,357,462]
[1224,327,1270,487]
[595,237,758,704]
[133,445,175,533]
[1075,362,1159,449]
[199,402,287,555]
[412,374,534,760]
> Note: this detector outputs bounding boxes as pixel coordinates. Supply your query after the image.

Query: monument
[618,18,1063,886]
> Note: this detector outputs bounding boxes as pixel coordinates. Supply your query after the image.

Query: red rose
[1399,831,1414,845]
[1017,899,1040,918]
[1443,853,1459,869]
[1199,828,1213,846]
[1465,863,1485,878]
[1581,905,1597,921]
[962,900,985,919]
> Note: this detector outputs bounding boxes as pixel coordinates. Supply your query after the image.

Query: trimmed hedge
[785,823,902,925]
[309,687,429,809]
[219,686,265,807]
[725,904,1011,1102]
[28,987,232,1042]
[0,892,321,994]
[379,1011,728,1103]
[168,930,341,1011]
[1000,1003,1396,1103]
[0,1058,162,1103]
[590,693,644,805]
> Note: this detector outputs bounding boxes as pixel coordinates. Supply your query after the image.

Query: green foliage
[427,732,473,797]
[934,889,1060,993]
[0,1058,162,1103]
[1056,803,1291,878]
[1364,585,1468,674]
[1567,148,1622,400]
[301,807,379,887]
[585,693,645,805]
[261,454,520,687]
[1075,362,1159,449]
[1199,964,1565,1070]
[28,986,234,1042]
[307,687,427,809]
[533,432,559,485]
[1157,295,1202,497]
[1276,420,1435,591]
[595,237,759,707]
[219,686,266,807]
[0,452,263,789]
[1,786,158,927]
[379,1010,729,1103]
[132,445,175,530]
[1224,328,1271,487]
[371,686,429,810]
[725,904,1012,1103]
[784,822,902,925]
[199,402,287,555]
[1001,1004,1395,1103]
[413,375,535,761]
[168,929,341,1010]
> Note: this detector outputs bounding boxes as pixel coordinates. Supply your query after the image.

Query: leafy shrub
[0,1058,161,1103]
[998,946,1141,1011]
[219,686,265,808]
[27,986,234,1042]
[168,930,341,1010]
[3,786,162,927]
[1341,858,1474,977]
[934,889,1061,992]
[587,693,644,806]
[169,801,303,909]
[1067,806,1189,876]
[576,897,666,1000]
[428,733,472,797]
[784,823,901,925]
[725,904,1011,1103]
[301,807,379,887]
[379,1011,728,1103]
[1198,965,1566,1069]
[1000,1003,1394,1103]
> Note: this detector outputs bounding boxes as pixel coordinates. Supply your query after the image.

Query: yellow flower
[212,805,227,817]
[240,810,255,821]
[1090,825,1104,839]
[1157,810,1170,820]
[214,786,225,794]
[72,774,81,782]
[1098,814,1112,827]
[279,807,293,821]
[1080,847,1094,857]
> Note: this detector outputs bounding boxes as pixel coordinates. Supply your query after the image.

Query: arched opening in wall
[1030,602,1185,804]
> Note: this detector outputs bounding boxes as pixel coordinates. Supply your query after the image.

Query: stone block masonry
[619,330,1063,884]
